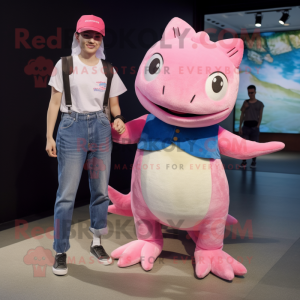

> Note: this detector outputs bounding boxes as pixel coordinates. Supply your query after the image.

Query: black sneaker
[250,161,256,169]
[90,241,112,265]
[52,253,68,276]
[239,161,247,169]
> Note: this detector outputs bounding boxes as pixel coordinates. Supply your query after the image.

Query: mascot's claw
[111,240,163,271]
[195,249,247,280]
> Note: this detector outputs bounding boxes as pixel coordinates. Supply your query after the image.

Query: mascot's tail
[108,186,238,225]
[108,186,133,216]
[226,214,238,225]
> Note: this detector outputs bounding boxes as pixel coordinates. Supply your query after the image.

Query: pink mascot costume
[108,18,284,280]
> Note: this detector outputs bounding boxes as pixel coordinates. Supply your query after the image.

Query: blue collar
[137,114,220,159]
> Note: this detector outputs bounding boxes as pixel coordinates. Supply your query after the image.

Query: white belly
[140,144,212,229]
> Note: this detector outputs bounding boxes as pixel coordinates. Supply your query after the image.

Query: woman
[46,15,127,276]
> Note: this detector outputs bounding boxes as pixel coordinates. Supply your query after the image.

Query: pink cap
[76,15,105,36]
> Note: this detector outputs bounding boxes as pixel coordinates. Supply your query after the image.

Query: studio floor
[0,152,300,300]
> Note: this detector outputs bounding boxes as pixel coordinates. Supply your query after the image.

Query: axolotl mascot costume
[108,18,285,280]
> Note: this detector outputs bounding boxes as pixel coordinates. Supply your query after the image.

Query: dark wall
[0,0,193,224]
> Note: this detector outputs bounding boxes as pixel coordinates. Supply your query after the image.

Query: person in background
[239,85,264,169]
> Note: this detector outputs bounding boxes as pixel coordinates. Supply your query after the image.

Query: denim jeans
[53,110,112,253]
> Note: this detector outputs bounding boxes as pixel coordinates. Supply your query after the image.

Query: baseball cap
[76,15,105,36]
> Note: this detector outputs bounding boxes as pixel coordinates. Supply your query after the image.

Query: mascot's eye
[205,72,228,101]
[144,53,164,82]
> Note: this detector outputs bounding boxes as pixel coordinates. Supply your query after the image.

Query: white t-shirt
[48,55,127,113]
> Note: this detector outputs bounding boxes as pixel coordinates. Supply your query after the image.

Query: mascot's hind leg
[192,159,247,280]
[111,217,163,270]
[193,219,247,280]
[111,149,164,270]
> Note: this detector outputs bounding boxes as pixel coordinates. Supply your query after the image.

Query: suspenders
[61,56,73,114]
[61,56,114,121]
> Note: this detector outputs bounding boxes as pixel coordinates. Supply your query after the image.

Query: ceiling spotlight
[255,13,262,27]
[279,11,290,25]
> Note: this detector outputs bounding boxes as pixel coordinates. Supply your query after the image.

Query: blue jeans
[53,110,112,253]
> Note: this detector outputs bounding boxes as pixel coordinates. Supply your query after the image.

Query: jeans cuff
[89,226,108,237]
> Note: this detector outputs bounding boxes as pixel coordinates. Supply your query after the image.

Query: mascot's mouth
[136,87,229,119]
[156,104,204,117]
[155,104,228,118]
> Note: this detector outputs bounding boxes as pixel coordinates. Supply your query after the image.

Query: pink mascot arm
[108,114,148,216]
[218,126,285,159]
[111,114,148,144]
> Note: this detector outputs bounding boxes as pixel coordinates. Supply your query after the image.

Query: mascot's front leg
[111,216,163,271]
[191,217,247,280]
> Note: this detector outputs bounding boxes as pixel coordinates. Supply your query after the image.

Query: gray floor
[1,153,300,299]
[221,151,300,175]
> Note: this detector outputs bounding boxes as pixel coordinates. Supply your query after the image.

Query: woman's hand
[46,137,57,157]
[113,118,126,134]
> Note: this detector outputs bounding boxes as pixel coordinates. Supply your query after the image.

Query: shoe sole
[52,266,68,276]
[90,252,113,265]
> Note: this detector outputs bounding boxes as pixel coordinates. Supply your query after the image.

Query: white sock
[92,234,101,247]
[57,252,63,255]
